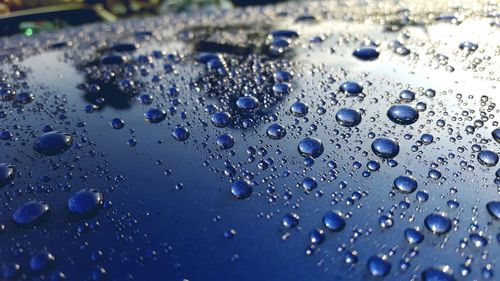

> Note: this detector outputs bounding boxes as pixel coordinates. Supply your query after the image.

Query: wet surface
[0,0,499,280]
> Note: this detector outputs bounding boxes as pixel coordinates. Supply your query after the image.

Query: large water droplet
[12,201,50,225]
[144,108,166,123]
[0,163,15,187]
[236,96,259,111]
[211,112,232,128]
[335,108,362,127]
[371,137,400,159]
[486,201,500,219]
[298,137,324,158]
[172,127,190,142]
[352,46,380,61]
[339,81,363,95]
[367,255,391,277]
[424,213,452,235]
[422,266,456,281]
[404,227,424,244]
[33,131,73,156]
[266,123,286,140]
[282,213,300,228]
[387,104,419,125]
[30,250,55,271]
[231,180,252,199]
[393,175,418,193]
[322,210,346,232]
[290,101,309,117]
[477,150,498,167]
[67,188,104,216]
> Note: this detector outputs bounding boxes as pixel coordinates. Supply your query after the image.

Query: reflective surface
[0,0,499,280]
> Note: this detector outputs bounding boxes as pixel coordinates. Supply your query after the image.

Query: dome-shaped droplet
[217,133,235,150]
[371,138,399,158]
[322,210,346,232]
[282,213,300,228]
[486,201,500,219]
[339,81,363,95]
[404,227,424,244]
[393,175,417,193]
[290,101,309,117]
[399,90,415,102]
[298,138,324,158]
[302,177,318,191]
[0,163,15,187]
[492,128,500,143]
[335,108,361,127]
[477,150,498,167]
[422,266,456,281]
[469,233,488,247]
[387,104,419,125]
[266,123,286,140]
[367,255,391,277]
[236,96,259,111]
[67,188,103,216]
[274,70,292,82]
[211,112,232,128]
[144,108,166,123]
[172,127,190,142]
[30,250,55,271]
[309,228,325,244]
[12,201,50,225]
[110,118,125,129]
[352,47,380,61]
[424,213,452,235]
[231,180,252,199]
[33,131,73,156]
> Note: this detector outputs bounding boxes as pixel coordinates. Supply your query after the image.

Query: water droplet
[387,104,419,125]
[30,250,55,271]
[110,118,125,129]
[298,137,324,158]
[302,177,318,191]
[236,96,259,111]
[322,210,346,232]
[290,101,309,117]
[404,227,424,244]
[171,127,190,142]
[309,228,325,244]
[274,70,292,82]
[469,233,488,247]
[266,123,286,140]
[33,131,73,156]
[399,90,415,102]
[422,266,456,281]
[486,201,500,219]
[67,188,104,216]
[282,213,300,228]
[211,112,232,128]
[217,133,235,150]
[0,163,15,187]
[367,255,391,277]
[477,150,498,167]
[352,46,380,61]
[335,108,361,127]
[12,201,50,225]
[393,175,418,193]
[144,108,166,123]
[339,81,363,95]
[231,180,252,199]
[424,213,452,235]
[371,137,400,159]
[492,128,500,143]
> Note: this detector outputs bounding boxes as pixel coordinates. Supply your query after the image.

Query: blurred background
[0,0,289,36]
